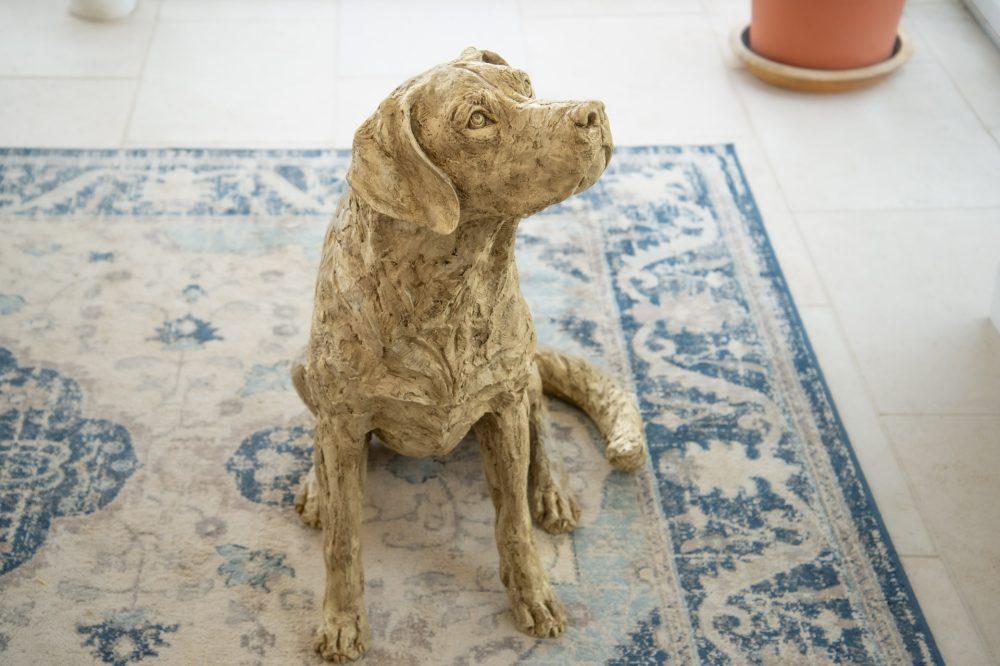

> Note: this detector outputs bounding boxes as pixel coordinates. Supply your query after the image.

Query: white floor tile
[333,77,400,149]
[519,0,702,17]
[0,0,158,78]
[902,555,995,666]
[159,0,337,21]
[908,0,1000,127]
[338,0,525,78]
[798,306,937,556]
[894,16,938,66]
[702,0,751,69]
[734,61,1000,211]
[128,20,337,146]
[0,78,136,148]
[728,138,828,307]
[888,416,1000,662]
[798,209,1000,415]
[523,14,753,145]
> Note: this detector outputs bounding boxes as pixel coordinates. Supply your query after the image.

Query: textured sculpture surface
[292,47,647,662]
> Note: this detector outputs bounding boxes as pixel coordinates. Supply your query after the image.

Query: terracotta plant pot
[751,0,906,70]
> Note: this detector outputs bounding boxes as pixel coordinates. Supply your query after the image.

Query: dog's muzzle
[569,101,612,194]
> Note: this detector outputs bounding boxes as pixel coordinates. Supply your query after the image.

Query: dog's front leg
[312,414,369,662]
[475,393,567,638]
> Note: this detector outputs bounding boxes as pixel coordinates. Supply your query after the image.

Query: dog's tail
[534,348,647,472]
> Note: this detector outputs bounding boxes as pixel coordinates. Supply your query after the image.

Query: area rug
[0,146,941,665]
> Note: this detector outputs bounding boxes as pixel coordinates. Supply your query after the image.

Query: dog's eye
[467,111,491,129]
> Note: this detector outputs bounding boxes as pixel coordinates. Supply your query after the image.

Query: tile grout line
[879,411,1000,417]
[907,3,1000,138]
[721,74,836,309]
[789,204,1000,215]
[0,75,136,81]
[700,0,742,67]
[119,0,163,148]
[795,304,943,562]
[518,9,707,20]
[114,5,343,149]
[811,294,997,658]
[878,414,1000,663]
[155,18,339,24]
[120,141,349,149]
[794,295,947,551]
[793,245,998,659]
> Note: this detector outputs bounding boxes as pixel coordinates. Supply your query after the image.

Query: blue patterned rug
[0,146,940,665]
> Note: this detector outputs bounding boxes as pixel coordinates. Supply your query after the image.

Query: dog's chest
[372,285,535,405]
[311,209,535,420]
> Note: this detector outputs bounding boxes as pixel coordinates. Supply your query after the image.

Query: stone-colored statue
[291,47,647,662]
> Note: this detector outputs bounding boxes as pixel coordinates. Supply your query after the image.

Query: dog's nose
[570,101,604,128]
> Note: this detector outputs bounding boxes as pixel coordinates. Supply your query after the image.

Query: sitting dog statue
[291,47,647,662]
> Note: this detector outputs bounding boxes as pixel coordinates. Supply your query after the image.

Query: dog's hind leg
[527,370,580,534]
[312,415,370,663]
[291,352,318,415]
[291,354,322,528]
[476,393,567,638]
[294,465,321,528]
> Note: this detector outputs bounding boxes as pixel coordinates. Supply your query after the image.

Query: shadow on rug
[0,146,941,665]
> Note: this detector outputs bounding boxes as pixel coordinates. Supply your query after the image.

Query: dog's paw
[294,467,321,529]
[530,484,580,534]
[314,613,369,663]
[509,588,567,638]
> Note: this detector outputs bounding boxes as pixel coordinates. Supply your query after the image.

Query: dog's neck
[344,192,522,277]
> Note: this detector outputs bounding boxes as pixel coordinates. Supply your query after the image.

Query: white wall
[966,0,1000,47]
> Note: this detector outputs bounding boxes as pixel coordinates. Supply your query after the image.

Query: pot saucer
[731,25,913,92]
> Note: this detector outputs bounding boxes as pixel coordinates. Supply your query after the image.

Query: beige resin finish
[291,47,647,662]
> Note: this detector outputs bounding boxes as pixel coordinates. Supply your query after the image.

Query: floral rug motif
[0,147,941,665]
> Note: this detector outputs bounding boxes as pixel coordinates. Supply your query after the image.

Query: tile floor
[1,0,998,662]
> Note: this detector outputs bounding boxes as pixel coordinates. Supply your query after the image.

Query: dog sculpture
[291,47,647,662]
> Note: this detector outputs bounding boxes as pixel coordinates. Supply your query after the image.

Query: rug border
[709,143,944,665]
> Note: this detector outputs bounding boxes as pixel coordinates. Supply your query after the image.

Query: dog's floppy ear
[456,46,509,66]
[347,93,460,235]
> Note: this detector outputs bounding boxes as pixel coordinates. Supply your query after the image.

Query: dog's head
[347,47,613,235]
